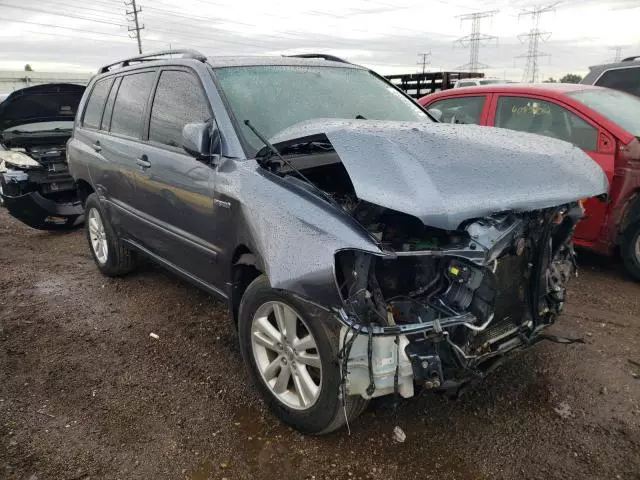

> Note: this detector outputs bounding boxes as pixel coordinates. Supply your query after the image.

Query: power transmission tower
[455,11,499,72]
[125,0,144,54]
[609,46,628,62]
[417,52,431,74]
[516,3,559,83]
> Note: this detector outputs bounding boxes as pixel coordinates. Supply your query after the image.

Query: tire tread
[621,221,640,281]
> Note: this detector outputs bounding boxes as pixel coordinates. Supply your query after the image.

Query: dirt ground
[0,208,639,480]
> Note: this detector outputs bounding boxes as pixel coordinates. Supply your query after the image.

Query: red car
[420,84,640,279]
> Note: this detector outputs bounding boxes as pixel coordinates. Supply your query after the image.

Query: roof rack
[622,55,640,62]
[284,53,351,64]
[98,49,207,74]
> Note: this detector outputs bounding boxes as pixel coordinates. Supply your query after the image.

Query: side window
[428,96,485,124]
[82,78,113,129]
[596,67,640,98]
[100,76,121,131]
[495,96,597,151]
[149,70,211,149]
[110,72,155,138]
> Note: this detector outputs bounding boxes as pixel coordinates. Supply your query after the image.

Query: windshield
[568,89,640,136]
[479,79,504,85]
[214,65,429,154]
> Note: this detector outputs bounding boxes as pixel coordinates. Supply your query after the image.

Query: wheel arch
[229,244,265,327]
[615,189,640,240]
[75,179,95,207]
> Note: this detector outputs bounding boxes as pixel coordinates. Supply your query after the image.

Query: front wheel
[238,275,367,434]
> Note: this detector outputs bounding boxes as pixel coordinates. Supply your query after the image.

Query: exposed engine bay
[1,144,75,200]
[0,83,84,230]
[1,140,82,229]
[263,143,585,399]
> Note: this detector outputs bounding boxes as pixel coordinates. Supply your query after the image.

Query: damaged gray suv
[68,50,607,434]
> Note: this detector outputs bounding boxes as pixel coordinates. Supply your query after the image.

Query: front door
[490,94,615,242]
[132,68,219,285]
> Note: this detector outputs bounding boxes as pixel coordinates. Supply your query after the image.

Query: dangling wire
[366,327,376,397]
[393,334,400,414]
[338,322,363,436]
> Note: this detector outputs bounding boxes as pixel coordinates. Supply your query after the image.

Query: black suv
[581,55,640,98]
[68,50,607,434]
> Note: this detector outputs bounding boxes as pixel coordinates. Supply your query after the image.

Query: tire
[84,193,137,277]
[621,221,640,281]
[238,275,368,435]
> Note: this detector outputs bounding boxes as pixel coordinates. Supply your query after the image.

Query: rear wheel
[238,275,367,434]
[621,221,640,281]
[85,193,137,276]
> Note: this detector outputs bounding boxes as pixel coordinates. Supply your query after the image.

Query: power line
[125,0,144,54]
[516,3,559,83]
[0,3,125,26]
[455,10,499,72]
[3,18,129,40]
[417,52,431,74]
[27,1,123,21]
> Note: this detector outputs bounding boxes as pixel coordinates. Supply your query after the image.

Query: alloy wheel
[88,208,108,265]
[250,301,322,410]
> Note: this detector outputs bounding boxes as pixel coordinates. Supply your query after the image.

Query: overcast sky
[0,0,639,80]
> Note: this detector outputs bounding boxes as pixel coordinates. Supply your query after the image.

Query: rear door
[422,94,492,125]
[489,94,615,242]
[132,68,218,285]
[74,77,120,201]
[99,70,157,235]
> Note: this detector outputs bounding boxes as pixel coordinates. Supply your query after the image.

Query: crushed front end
[333,205,584,399]
[0,83,84,230]
[0,144,83,230]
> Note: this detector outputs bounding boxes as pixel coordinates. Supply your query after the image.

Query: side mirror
[428,108,443,122]
[182,122,216,158]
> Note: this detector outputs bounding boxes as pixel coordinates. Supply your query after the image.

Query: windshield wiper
[278,141,333,155]
[244,119,371,226]
[244,119,335,194]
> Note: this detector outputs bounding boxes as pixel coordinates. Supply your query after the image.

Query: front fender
[217,159,381,309]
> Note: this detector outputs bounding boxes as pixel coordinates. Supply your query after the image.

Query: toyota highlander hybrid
[66,51,607,434]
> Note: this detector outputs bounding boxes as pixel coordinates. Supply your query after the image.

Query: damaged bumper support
[1,171,82,229]
[332,206,588,401]
[336,309,480,400]
[336,309,509,399]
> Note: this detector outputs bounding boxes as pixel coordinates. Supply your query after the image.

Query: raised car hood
[270,119,609,231]
[0,83,85,132]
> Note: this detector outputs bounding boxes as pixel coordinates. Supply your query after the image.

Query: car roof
[586,58,640,72]
[582,58,639,84]
[205,55,364,69]
[96,54,365,77]
[423,82,603,100]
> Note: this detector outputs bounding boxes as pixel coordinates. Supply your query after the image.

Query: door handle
[136,155,151,169]
[92,141,102,152]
